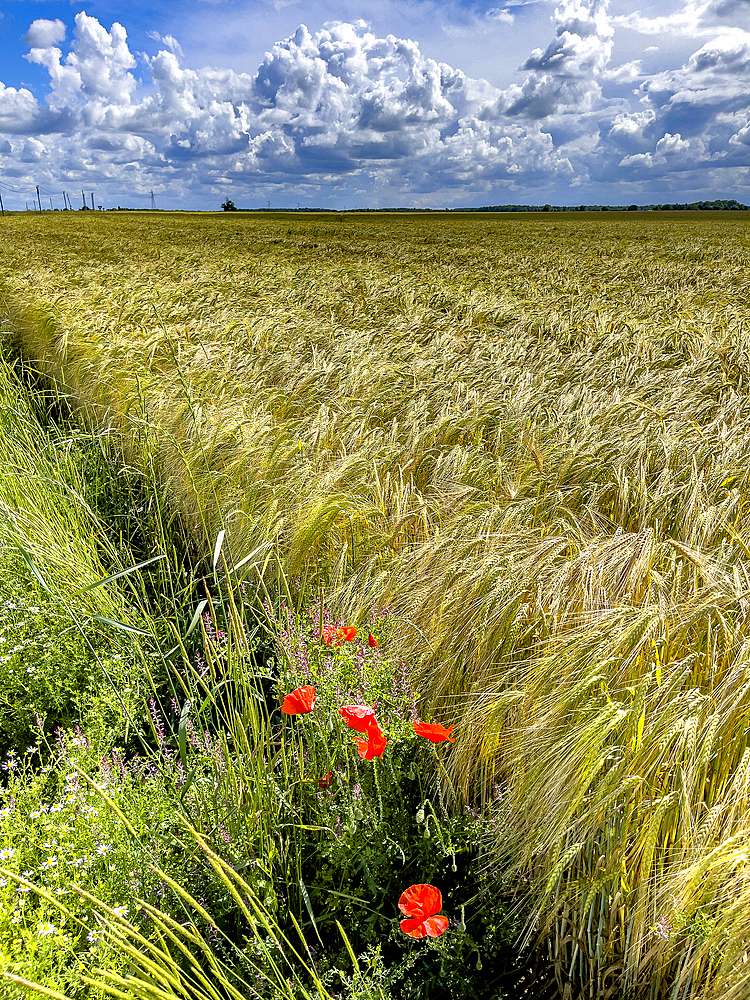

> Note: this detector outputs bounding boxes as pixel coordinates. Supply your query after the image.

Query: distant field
[3,210,750,998]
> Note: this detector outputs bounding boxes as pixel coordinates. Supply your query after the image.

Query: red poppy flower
[413,721,454,743]
[354,730,387,759]
[368,633,379,648]
[322,627,341,647]
[398,884,449,938]
[338,626,357,642]
[281,686,316,715]
[339,705,382,737]
[318,770,334,790]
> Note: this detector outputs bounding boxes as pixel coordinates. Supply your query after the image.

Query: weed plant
[0,336,515,998]
[2,211,750,996]
[0,345,149,752]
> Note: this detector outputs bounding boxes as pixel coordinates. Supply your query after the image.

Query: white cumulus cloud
[23,19,67,49]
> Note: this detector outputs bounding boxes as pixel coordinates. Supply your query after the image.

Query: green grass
[2,210,750,997]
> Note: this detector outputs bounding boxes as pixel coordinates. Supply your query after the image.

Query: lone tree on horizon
[221,198,237,211]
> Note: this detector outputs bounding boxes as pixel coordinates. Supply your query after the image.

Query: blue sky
[1,0,750,209]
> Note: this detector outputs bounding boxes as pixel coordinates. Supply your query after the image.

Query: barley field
[2,210,750,998]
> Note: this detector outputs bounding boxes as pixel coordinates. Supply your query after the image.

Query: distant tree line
[454,199,748,213]
[643,200,748,211]
[208,199,746,213]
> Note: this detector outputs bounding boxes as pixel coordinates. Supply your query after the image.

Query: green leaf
[187,599,209,637]
[14,545,51,593]
[212,528,226,570]
[178,698,191,771]
[71,553,167,596]
[90,615,151,636]
[299,878,322,944]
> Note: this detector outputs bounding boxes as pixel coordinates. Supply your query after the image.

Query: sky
[1,0,750,210]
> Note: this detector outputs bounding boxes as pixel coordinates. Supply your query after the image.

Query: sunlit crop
[2,209,750,997]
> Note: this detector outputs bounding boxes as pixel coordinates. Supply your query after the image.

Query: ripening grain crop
[2,210,750,998]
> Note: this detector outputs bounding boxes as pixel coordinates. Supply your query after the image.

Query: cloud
[619,130,692,169]
[0,82,41,134]
[147,31,184,56]
[24,12,138,121]
[503,0,614,118]
[1,3,750,206]
[487,8,516,24]
[23,19,66,48]
[602,59,642,83]
[613,0,750,36]
[641,28,750,120]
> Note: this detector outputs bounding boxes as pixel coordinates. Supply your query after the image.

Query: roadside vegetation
[1,210,750,998]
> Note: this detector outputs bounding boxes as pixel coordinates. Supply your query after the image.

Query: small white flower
[87,928,101,943]
[96,844,111,855]
[111,904,129,918]
[0,878,7,887]
[10,915,21,924]
[37,922,56,937]
[0,848,15,859]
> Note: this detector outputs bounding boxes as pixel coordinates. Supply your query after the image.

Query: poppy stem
[372,757,385,825]
[431,744,455,809]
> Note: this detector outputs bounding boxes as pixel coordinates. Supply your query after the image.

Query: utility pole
[36,185,43,212]
[150,189,156,210]
[49,197,53,210]
[82,190,86,209]
[90,192,95,210]
[0,188,4,217]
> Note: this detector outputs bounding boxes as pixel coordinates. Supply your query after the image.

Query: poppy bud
[416,807,425,824]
